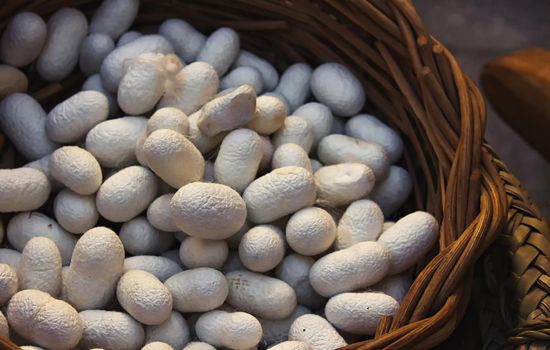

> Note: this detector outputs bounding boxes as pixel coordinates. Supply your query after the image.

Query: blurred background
[413,0,550,219]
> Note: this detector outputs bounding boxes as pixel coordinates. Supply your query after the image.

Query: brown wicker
[0,1,549,349]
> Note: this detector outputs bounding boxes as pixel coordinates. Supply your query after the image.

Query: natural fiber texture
[0,1,548,349]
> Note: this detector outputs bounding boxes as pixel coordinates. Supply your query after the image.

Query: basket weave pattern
[0,1,549,349]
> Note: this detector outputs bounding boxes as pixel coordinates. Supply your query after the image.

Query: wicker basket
[1,1,549,349]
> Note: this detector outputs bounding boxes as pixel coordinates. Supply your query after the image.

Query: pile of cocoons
[0,1,439,350]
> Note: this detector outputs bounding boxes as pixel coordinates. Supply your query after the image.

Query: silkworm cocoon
[165,268,228,312]
[195,310,262,349]
[314,163,375,207]
[285,207,336,256]
[269,341,312,350]
[159,62,219,115]
[7,212,76,265]
[198,85,257,137]
[239,225,285,272]
[0,263,18,305]
[243,166,316,223]
[272,143,312,172]
[146,311,189,350]
[259,305,310,347]
[383,221,395,231]
[0,168,50,212]
[118,56,167,115]
[147,107,189,136]
[309,241,390,297]
[309,159,322,173]
[369,273,411,303]
[49,146,102,195]
[54,189,99,234]
[171,182,247,239]
[245,95,287,135]
[0,65,28,97]
[179,237,228,269]
[336,199,384,250]
[222,251,246,273]
[368,165,413,217]
[214,128,262,192]
[346,114,403,163]
[221,66,264,94]
[158,19,204,62]
[186,111,226,154]
[36,8,88,81]
[235,50,279,91]
[65,227,124,310]
[18,237,62,296]
[377,211,439,274]
[117,270,173,325]
[196,27,240,76]
[79,33,115,76]
[143,129,205,188]
[143,342,173,350]
[97,165,158,222]
[100,35,174,92]
[86,116,147,167]
[0,310,7,337]
[276,255,325,310]
[82,74,119,117]
[90,0,139,39]
[147,194,178,232]
[274,63,312,112]
[0,12,46,67]
[7,290,83,349]
[310,63,365,117]
[19,347,46,350]
[0,93,59,160]
[120,216,175,255]
[183,342,216,350]
[226,221,251,249]
[124,256,182,282]
[317,134,389,179]
[47,90,109,143]
[118,30,142,46]
[288,314,347,350]
[79,310,145,350]
[272,116,315,153]
[0,249,21,270]
[325,292,399,335]
[226,270,297,319]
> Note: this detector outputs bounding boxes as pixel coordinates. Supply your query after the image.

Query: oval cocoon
[309,241,390,297]
[47,90,109,144]
[243,166,316,224]
[49,146,102,195]
[377,211,439,274]
[117,270,173,325]
[96,166,158,223]
[143,129,205,188]
[325,292,399,335]
[317,134,389,179]
[79,310,145,350]
[288,314,346,350]
[171,182,246,239]
[226,270,297,320]
[164,268,228,313]
[214,128,262,192]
